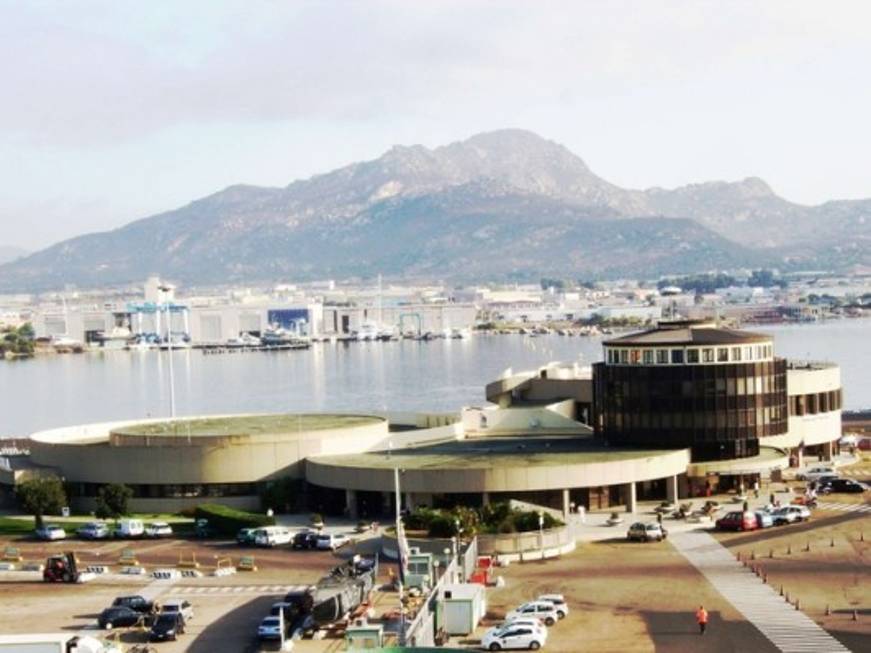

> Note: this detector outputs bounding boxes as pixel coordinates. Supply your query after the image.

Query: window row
[606,343,774,366]
[789,389,842,416]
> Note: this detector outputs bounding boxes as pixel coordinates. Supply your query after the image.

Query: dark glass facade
[593,359,788,461]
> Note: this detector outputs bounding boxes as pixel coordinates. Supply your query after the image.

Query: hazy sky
[2,0,871,251]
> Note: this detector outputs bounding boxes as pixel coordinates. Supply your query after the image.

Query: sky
[2,0,871,251]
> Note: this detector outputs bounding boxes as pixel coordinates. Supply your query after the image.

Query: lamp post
[158,284,176,418]
[538,512,545,560]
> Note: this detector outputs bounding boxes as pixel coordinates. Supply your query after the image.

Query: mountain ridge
[1,129,869,291]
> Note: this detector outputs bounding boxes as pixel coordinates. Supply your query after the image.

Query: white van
[254,526,293,547]
[114,519,145,538]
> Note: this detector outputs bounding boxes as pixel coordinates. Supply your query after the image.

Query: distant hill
[0,246,28,266]
[1,129,869,290]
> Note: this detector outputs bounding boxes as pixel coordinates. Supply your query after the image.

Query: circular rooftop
[306,436,691,493]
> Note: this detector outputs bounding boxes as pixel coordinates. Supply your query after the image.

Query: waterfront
[0,319,869,437]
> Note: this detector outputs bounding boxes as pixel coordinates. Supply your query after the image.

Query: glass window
[642,350,654,364]
[671,349,684,364]
[630,349,641,364]
[731,347,741,361]
[744,346,753,360]
[619,350,628,364]
[687,349,700,363]
[702,348,715,362]
[656,349,669,364]
[717,347,729,362]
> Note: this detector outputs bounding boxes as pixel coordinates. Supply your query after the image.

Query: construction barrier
[178,551,199,569]
[2,546,22,562]
[85,565,109,574]
[21,562,44,572]
[121,565,147,575]
[181,569,203,578]
[237,555,257,572]
[152,568,182,580]
[212,566,237,577]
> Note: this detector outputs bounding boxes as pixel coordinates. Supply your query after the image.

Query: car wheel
[529,642,541,651]
[545,617,555,626]
[489,643,502,651]
[558,610,566,619]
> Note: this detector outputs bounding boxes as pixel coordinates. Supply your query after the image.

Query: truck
[0,634,122,653]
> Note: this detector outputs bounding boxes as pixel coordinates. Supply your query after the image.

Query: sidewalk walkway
[670,530,851,653]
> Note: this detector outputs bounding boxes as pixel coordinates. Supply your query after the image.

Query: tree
[95,483,133,519]
[16,476,67,529]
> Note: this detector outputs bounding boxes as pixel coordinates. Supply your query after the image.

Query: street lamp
[538,512,545,560]
[158,284,176,418]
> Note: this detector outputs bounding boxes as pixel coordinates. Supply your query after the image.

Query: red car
[715,511,758,531]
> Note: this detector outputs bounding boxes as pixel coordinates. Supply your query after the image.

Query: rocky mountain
[1,129,869,290]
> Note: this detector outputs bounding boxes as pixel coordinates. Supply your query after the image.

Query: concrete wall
[462,403,591,437]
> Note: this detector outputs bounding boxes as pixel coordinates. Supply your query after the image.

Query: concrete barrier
[121,565,147,575]
[152,568,182,580]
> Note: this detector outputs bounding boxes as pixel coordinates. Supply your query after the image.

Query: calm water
[1,319,869,436]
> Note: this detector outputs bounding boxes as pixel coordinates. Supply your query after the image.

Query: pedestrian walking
[753,480,760,499]
[696,605,708,635]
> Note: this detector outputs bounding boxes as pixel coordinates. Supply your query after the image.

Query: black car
[149,611,186,641]
[99,606,144,629]
[112,594,154,614]
[292,531,318,549]
[820,478,870,494]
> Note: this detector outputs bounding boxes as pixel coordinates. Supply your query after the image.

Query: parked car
[149,611,186,642]
[482,624,546,650]
[112,595,154,614]
[292,530,319,549]
[754,511,774,529]
[505,601,560,627]
[160,599,194,622]
[98,606,143,629]
[819,479,870,494]
[144,521,173,538]
[316,533,350,550]
[236,527,258,545]
[537,594,569,619]
[626,522,667,542]
[254,526,293,547]
[796,466,835,481]
[35,524,67,541]
[114,519,145,538]
[494,618,548,635]
[77,522,110,540]
[771,505,811,525]
[715,511,758,532]
[258,616,285,641]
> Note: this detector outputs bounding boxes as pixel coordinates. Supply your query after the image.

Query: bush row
[194,503,275,535]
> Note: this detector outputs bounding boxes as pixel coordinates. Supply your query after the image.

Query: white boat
[355,322,380,341]
[126,338,156,352]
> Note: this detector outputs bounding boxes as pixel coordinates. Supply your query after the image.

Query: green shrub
[194,504,275,535]
[427,515,456,538]
[404,507,437,531]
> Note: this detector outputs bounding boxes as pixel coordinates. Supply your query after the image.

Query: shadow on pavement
[640,609,780,653]
[185,595,280,653]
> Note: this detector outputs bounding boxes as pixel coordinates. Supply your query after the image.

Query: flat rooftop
[115,414,382,438]
[311,436,679,471]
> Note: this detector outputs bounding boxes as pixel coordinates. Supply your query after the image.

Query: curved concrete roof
[306,436,691,493]
[605,324,770,347]
[686,446,789,477]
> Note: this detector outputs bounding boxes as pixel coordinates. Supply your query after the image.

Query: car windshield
[155,614,176,627]
[262,618,280,626]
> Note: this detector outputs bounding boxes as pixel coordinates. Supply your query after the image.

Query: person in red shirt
[696,605,709,635]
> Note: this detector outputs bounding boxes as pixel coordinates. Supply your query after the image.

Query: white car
[771,505,811,525]
[482,624,546,650]
[505,601,560,627]
[490,619,547,637]
[145,522,173,538]
[626,522,667,542]
[537,594,568,619]
[316,533,349,550]
[77,522,110,540]
[35,524,67,541]
[161,599,194,622]
[797,466,836,481]
[257,615,283,641]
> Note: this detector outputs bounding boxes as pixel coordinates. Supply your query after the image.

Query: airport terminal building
[2,320,843,517]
